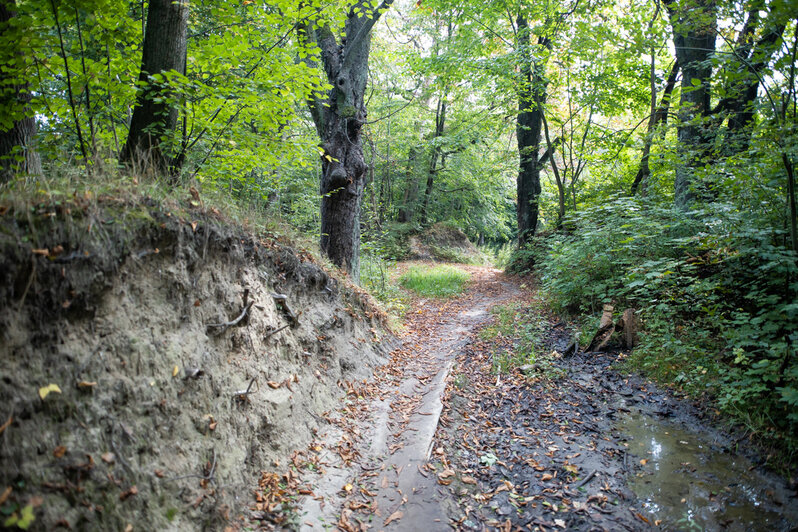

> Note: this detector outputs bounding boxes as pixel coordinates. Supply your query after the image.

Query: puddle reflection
[618,412,798,531]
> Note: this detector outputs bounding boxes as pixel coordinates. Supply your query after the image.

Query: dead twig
[575,469,598,489]
[162,449,217,484]
[271,293,299,325]
[233,377,258,406]
[264,323,290,339]
[207,300,254,335]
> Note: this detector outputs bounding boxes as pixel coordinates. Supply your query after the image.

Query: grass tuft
[398,265,470,298]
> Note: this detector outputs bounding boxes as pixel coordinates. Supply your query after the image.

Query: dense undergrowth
[511,196,798,461]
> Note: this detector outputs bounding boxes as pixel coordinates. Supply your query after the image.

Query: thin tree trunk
[420,97,446,224]
[397,145,419,223]
[631,59,679,195]
[120,0,188,178]
[0,0,41,182]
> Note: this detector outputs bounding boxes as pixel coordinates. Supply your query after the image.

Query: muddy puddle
[618,410,798,531]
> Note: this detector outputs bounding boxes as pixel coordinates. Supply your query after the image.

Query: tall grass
[398,265,470,297]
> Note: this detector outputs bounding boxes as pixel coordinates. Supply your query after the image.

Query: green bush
[535,195,798,453]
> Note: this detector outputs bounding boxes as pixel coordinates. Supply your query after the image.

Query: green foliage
[535,195,798,451]
[359,253,408,315]
[398,264,470,298]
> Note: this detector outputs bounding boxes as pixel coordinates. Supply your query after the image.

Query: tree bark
[516,14,547,244]
[0,0,41,182]
[631,59,679,196]
[714,5,785,153]
[298,0,393,281]
[664,0,716,209]
[120,0,188,178]
[397,145,420,223]
[420,97,446,224]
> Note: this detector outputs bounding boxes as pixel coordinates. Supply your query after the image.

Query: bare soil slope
[0,196,391,531]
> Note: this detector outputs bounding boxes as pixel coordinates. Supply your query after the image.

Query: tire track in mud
[297,266,521,530]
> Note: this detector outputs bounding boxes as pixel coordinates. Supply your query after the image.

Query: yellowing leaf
[38,383,62,400]
[172,365,179,377]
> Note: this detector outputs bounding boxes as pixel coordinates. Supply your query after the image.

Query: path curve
[299,265,520,530]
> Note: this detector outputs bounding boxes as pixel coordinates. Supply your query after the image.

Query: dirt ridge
[0,197,390,531]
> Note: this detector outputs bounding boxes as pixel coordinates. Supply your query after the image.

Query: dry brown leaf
[267,381,282,389]
[640,459,648,465]
[383,510,403,526]
[32,248,49,256]
[53,446,67,458]
[76,381,97,389]
[461,475,477,485]
[119,485,138,501]
[0,486,11,505]
[541,473,554,481]
[101,452,116,464]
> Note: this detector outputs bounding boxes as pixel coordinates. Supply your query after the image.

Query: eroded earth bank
[0,197,392,530]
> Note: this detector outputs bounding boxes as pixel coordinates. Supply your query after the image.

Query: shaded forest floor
[250,264,798,531]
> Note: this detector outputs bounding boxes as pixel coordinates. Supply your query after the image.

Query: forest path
[297,264,520,530]
[294,264,798,531]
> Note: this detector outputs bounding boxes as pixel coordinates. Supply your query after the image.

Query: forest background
[1,0,797,462]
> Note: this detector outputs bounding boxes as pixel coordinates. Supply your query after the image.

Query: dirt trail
[298,266,519,530]
[293,265,798,532]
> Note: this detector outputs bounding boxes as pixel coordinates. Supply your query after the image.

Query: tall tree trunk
[420,97,446,224]
[397,145,419,223]
[516,14,547,244]
[631,60,679,195]
[0,0,41,182]
[715,5,785,153]
[120,0,188,178]
[298,0,394,281]
[665,0,716,209]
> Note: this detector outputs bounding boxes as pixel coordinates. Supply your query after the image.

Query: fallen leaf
[191,221,198,232]
[76,381,97,389]
[172,365,179,377]
[541,473,554,481]
[461,475,477,485]
[384,510,403,526]
[267,381,282,389]
[32,248,49,256]
[119,485,138,501]
[39,383,62,400]
[554,518,566,528]
[342,483,353,492]
[154,469,164,478]
[124,525,133,532]
[53,446,67,458]
[0,487,11,505]
[101,452,115,464]
[640,459,648,465]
